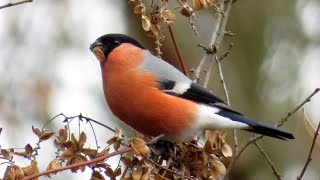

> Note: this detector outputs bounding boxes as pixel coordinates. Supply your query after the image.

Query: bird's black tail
[216,110,294,140]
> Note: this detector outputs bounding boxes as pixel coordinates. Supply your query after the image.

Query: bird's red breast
[100,43,198,137]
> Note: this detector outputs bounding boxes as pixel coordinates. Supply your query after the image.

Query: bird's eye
[113,40,121,46]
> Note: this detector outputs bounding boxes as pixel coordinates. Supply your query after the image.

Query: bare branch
[0,0,32,10]
[23,147,132,180]
[168,25,189,77]
[297,119,320,180]
[224,88,320,179]
[254,142,282,180]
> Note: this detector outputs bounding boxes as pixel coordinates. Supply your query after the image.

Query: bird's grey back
[137,51,191,83]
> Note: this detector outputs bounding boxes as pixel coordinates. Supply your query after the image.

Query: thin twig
[193,54,207,82]
[144,155,195,180]
[203,56,215,88]
[23,147,132,180]
[0,0,32,9]
[168,25,188,77]
[277,88,320,127]
[297,119,320,180]
[223,88,320,180]
[254,142,282,180]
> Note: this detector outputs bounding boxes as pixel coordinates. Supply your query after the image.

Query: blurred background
[0,0,319,179]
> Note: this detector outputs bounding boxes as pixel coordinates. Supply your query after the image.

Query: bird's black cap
[90,34,145,61]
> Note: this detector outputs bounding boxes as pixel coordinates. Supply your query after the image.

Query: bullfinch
[89,33,294,142]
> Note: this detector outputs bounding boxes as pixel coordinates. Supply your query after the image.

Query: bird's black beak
[90,40,106,62]
[90,40,103,51]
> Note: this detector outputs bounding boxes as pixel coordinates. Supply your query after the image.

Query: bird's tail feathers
[217,110,294,140]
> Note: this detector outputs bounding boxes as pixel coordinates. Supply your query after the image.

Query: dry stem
[0,0,32,9]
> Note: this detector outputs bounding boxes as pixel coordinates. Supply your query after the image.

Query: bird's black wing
[158,80,242,114]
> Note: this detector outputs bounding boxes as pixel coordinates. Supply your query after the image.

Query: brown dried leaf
[221,143,232,157]
[14,151,29,158]
[141,15,151,31]
[54,138,63,149]
[121,156,132,167]
[5,164,25,180]
[105,166,114,177]
[159,0,168,13]
[154,173,171,180]
[107,137,118,145]
[134,4,145,14]
[82,148,97,156]
[114,139,121,151]
[97,148,110,157]
[131,138,150,155]
[132,167,143,180]
[60,149,75,160]
[32,126,42,137]
[58,128,68,142]
[22,160,40,177]
[40,130,55,141]
[46,159,61,177]
[141,171,150,180]
[163,10,176,21]
[25,144,33,155]
[211,157,226,175]
[114,167,121,177]
[149,24,161,38]
[1,149,13,160]
[205,130,217,142]
[91,171,105,180]
[115,127,122,138]
[68,155,88,172]
[79,132,87,148]
[70,133,78,150]
[204,140,214,154]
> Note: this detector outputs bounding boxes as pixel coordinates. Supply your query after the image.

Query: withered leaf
[60,149,75,160]
[58,128,68,142]
[131,138,150,155]
[91,171,105,180]
[154,173,171,180]
[211,157,226,175]
[221,143,232,157]
[132,167,144,180]
[32,126,42,137]
[121,156,132,167]
[70,133,79,150]
[105,166,114,177]
[40,130,55,141]
[1,149,13,160]
[68,155,88,172]
[134,4,145,14]
[25,144,33,155]
[163,10,176,21]
[45,159,61,177]
[79,132,87,148]
[141,15,151,31]
[82,148,97,157]
[141,171,150,180]
[114,167,121,177]
[22,160,40,177]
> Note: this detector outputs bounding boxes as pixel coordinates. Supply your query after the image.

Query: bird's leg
[147,133,166,145]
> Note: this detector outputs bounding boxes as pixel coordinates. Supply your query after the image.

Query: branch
[23,147,132,180]
[168,25,189,77]
[297,119,320,180]
[0,0,32,9]
[223,88,320,179]
[254,142,282,180]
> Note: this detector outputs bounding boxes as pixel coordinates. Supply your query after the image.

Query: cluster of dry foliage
[0,114,232,180]
[1,0,320,180]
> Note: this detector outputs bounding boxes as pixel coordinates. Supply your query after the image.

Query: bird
[89,33,294,142]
